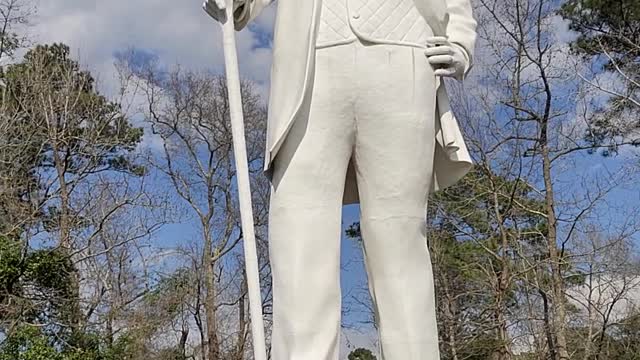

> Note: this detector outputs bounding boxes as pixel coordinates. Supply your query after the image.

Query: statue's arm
[445,0,477,78]
[234,0,273,31]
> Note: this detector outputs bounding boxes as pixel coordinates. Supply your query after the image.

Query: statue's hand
[424,36,469,81]
[203,0,227,22]
[204,0,247,23]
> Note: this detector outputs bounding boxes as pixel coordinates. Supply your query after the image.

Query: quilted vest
[316,0,434,48]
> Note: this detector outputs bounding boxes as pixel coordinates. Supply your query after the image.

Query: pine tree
[560,0,640,149]
[348,347,377,360]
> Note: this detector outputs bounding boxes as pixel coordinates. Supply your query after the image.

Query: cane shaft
[220,2,267,359]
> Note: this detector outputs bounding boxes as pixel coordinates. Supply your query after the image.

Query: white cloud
[567,275,640,323]
[31,0,276,98]
[28,0,277,158]
[549,14,580,45]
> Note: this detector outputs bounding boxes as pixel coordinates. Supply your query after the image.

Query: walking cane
[203,1,267,359]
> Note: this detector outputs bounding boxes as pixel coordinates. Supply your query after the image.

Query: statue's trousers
[267,38,440,360]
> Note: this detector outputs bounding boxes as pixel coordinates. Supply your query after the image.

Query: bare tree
[131,57,270,360]
[0,0,31,61]
[0,42,148,345]
[424,0,640,359]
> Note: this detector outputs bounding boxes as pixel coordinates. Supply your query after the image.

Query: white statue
[205,0,477,358]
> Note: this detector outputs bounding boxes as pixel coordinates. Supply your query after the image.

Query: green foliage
[0,43,145,181]
[0,43,146,353]
[26,249,73,293]
[559,0,640,149]
[348,347,377,360]
[0,235,23,302]
[430,166,550,288]
[0,236,74,323]
[560,0,640,58]
[431,167,547,245]
[1,42,144,340]
[144,268,192,309]
[564,313,640,359]
[455,333,503,360]
[0,326,140,360]
[0,326,62,360]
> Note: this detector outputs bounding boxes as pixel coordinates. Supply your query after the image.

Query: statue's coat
[234,0,477,204]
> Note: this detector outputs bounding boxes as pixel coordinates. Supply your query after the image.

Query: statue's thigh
[270,44,357,199]
[353,43,437,211]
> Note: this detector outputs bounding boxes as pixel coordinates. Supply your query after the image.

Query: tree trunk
[539,288,557,359]
[179,327,189,360]
[203,226,219,360]
[235,272,247,360]
[583,266,595,360]
[540,127,570,360]
[492,291,511,360]
[491,186,513,360]
[51,144,82,332]
[442,284,460,360]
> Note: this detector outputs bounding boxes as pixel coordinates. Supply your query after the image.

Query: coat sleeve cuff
[233,0,251,31]
[451,42,471,81]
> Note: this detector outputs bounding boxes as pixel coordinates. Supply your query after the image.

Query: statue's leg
[352,40,439,360]
[268,42,357,360]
